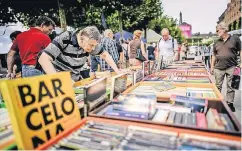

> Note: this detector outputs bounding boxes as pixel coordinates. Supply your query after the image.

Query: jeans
[204,56,210,68]
[22,65,42,77]
[148,55,155,61]
[214,66,235,103]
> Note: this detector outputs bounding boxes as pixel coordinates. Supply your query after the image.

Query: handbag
[231,67,240,90]
[136,48,146,62]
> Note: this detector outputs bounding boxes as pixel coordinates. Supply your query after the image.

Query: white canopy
[145,29,162,43]
[0,23,27,54]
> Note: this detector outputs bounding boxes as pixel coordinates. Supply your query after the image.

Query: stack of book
[163,76,187,82]
[178,133,240,150]
[186,88,216,98]
[170,95,208,113]
[0,108,15,150]
[186,77,210,83]
[143,76,164,81]
[152,109,235,131]
[159,71,186,76]
[187,71,209,76]
[48,121,127,150]
[152,96,236,132]
[102,94,157,120]
[144,75,210,83]
[131,82,176,94]
[47,121,241,150]
[130,85,157,94]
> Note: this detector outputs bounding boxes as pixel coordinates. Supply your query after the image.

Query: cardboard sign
[0,72,81,149]
[110,73,128,100]
[84,77,107,111]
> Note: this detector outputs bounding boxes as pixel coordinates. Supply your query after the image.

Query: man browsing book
[38,26,123,81]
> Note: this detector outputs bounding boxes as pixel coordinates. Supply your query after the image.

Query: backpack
[158,37,174,50]
[52,31,89,57]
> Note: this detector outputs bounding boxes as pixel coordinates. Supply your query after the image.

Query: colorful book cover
[170,95,208,113]
[104,105,149,120]
[112,94,156,115]
[206,108,225,130]
[196,112,207,128]
[156,103,191,113]
[0,72,81,149]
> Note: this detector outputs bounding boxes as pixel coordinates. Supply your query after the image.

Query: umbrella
[115,30,147,43]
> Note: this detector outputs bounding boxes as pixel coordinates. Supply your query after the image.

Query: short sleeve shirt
[11,28,51,65]
[41,31,103,81]
[158,36,178,57]
[91,37,119,72]
[213,35,241,69]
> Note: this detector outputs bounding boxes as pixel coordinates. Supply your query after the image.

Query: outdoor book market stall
[0,60,241,150]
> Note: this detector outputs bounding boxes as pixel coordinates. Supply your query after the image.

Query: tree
[83,0,162,32]
[1,0,164,36]
[0,0,16,25]
[0,0,87,29]
[148,16,185,43]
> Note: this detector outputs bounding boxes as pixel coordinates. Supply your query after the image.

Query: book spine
[182,113,189,125]
[166,111,176,124]
[152,110,169,123]
[174,113,183,124]
[112,104,150,113]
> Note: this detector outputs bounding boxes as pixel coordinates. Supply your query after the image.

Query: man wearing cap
[38,26,121,81]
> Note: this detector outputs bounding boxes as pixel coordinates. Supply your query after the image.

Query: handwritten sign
[0,72,80,149]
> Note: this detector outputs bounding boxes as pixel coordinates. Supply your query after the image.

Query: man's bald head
[161,28,170,41]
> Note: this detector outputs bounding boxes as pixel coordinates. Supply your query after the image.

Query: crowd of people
[5,16,182,82]
[3,16,241,112]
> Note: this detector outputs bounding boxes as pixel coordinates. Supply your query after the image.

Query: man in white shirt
[157,28,178,66]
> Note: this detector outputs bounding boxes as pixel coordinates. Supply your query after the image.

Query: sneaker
[227,103,235,112]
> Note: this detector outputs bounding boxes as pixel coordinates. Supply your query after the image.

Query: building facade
[218,0,241,31]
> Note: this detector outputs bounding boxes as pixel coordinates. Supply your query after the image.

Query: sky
[162,0,229,34]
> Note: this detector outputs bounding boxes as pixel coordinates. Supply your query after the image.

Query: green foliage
[0,0,183,44]
[89,0,162,32]
[148,16,185,43]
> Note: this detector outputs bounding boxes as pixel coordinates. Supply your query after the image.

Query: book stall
[0,60,241,150]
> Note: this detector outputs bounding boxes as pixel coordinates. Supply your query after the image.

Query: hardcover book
[170,95,208,113]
